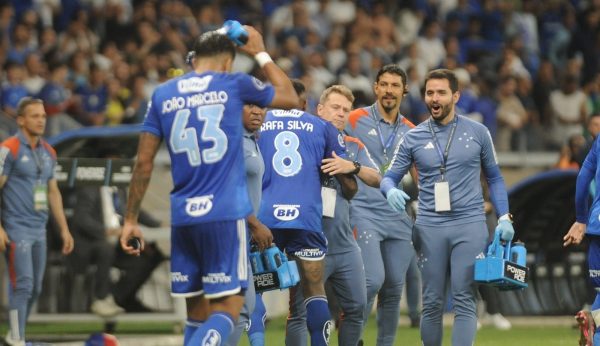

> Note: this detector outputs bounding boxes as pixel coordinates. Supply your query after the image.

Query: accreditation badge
[33,184,48,211]
[321,187,336,218]
[434,181,451,212]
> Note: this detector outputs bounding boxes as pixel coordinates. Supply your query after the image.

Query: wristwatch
[352,161,361,175]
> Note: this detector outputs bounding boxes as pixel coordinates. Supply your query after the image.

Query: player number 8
[272,131,302,177]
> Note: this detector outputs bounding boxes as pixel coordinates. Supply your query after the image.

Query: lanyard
[30,143,43,181]
[371,105,400,163]
[427,116,458,180]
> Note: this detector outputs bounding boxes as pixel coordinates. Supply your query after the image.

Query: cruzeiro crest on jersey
[337,133,345,148]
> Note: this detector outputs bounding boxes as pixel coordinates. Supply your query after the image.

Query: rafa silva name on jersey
[260,120,314,132]
[261,109,315,132]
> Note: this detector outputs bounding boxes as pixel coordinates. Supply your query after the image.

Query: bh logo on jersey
[186,195,214,217]
[201,329,221,346]
[273,204,300,221]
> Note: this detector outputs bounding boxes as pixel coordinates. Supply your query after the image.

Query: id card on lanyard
[371,105,400,173]
[32,148,48,211]
[321,176,336,218]
[428,117,458,212]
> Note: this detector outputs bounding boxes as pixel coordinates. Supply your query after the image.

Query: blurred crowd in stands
[0,0,599,152]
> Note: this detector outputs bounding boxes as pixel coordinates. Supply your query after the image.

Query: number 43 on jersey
[169,105,228,166]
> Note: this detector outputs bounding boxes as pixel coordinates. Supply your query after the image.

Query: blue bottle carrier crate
[250,245,300,293]
[474,228,528,290]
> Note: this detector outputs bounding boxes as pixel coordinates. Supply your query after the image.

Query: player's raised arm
[238,26,298,110]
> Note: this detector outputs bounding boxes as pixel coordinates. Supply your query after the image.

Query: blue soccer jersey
[577,137,600,235]
[258,109,347,233]
[142,71,275,226]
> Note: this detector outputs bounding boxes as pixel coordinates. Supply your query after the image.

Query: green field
[0,315,584,345]
[236,316,581,346]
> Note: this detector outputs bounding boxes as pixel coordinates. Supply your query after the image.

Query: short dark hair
[375,64,407,87]
[291,79,305,96]
[16,97,44,117]
[424,69,459,94]
[192,31,236,59]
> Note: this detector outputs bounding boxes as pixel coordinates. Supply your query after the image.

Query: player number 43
[169,105,228,166]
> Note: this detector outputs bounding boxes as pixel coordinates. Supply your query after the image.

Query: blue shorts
[170,219,248,299]
[589,235,600,288]
[272,228,327,261]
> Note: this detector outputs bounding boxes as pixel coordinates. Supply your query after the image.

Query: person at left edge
[0,97,74,345]
[119,25,298,346]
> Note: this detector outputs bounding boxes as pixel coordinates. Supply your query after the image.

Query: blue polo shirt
[0,130,56,239]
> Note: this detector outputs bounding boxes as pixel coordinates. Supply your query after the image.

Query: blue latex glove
[386,188,410,212]
[498,218,515,241]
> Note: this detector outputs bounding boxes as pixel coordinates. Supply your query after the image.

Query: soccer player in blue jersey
[258,80,357,346]
[119,25,298,346]
[345,64,416,346]
[286,85,381,346]
[0,97,74,345]
[381,69,514,346]
[564,135,600,345]
[226,103,271,346]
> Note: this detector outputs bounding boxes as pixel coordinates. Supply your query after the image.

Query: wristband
[254,52,273,68]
